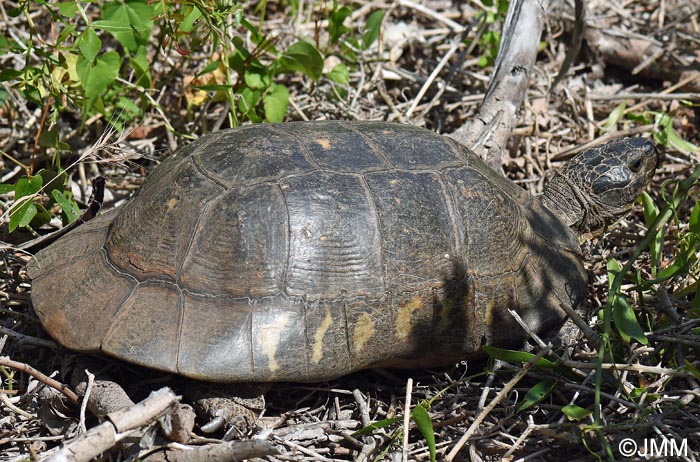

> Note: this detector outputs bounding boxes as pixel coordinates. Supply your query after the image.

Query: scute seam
[436,172,466,271]
[338,121,395,169]
[176,197,220,281]
[190,154,230,190]
[268,124,323,171]
[174,285,185,375]
[340,293,353,372]
[276,182,292,298]
[357,173,386,293]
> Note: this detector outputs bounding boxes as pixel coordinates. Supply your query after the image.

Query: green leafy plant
[591,164,700,460]
[603,102,699,154]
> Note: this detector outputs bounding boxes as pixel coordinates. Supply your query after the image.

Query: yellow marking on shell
[353,313,376,352]
[314,138,332,149]
[312,307,333,364]
[166,197,179,210]
[258,312,290,373]
[484,299,497,327]
[396,294,424,340]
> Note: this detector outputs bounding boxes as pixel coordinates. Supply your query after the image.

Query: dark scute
[32,251,136,352]
[442,166,532,277]
[102,282,181,372]
[303,298,354,379]
[364,170,458,291]
[28,208,117,279]
[179,183,287,297]
[106,159,220,281]
[191,125,315,188]
[29,210,136,352]
[177,293,254,381]
[282,172,384,299]
[344,295,394,368]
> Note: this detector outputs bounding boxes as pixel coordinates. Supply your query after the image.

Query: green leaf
[56,2,79,17]
[244,64,271,89]
[77,51,121,100]
[240,18,268,47]
[685,359,700,379]
[518,379,557,411]
[411,406,436,462]
[37,129,60,148]
[116,97,141,115]
[10,175,42,232]
[130,45,151,87]
[561,404,592,421]
[612,295,648,344]
[57,23,78,46]
[279,41,324,81]
[0,183,14,195]
[10,199,37,232]
[0,69,22,82]
[602,101,626,132]
[607,258,621,289]
[15,175,43,198]
[690,202,700,235]
[93,0,155,52]
[626,111,652,124]
[197,60,223,78]
[79,28,102,62]
[329,6,352,44]
[32,202,52,228]
[652,112,700,152]
[483,346,557,368]
[667,128,700,154]
[263,84,289,123]
[238,88,262,123]
[353,417,401,436]
[362,10,385,49]
[640,192,663,271]
[178,5,202,34]
[327,63,349,85]
[51,189,80,223]
[656,259,687,280]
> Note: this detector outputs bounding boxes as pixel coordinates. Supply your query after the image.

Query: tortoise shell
[28,121,586,382]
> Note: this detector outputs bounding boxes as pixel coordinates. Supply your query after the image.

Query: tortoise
[28,122,658,383]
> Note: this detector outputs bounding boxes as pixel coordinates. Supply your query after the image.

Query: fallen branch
[450,0,550,170]
[0,356,79,404]
[41,387,178,462]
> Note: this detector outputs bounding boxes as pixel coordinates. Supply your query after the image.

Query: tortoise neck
[541,175,586,232]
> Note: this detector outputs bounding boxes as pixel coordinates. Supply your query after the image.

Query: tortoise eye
[629,157,643,172]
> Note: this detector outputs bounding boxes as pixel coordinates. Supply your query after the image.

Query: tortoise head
[541,137,659,237]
